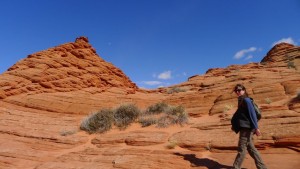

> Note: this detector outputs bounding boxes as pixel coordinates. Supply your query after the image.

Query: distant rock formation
[0,36,137,99]
[261,43,300,66]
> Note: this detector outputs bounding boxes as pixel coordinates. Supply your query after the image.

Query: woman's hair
[234,84,250,108]
[233,84,249,97]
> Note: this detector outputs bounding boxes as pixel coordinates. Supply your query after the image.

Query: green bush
[114,104,140,129]
[80,109,114,134]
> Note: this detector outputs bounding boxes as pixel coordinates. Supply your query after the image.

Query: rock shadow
[174,152,235,169]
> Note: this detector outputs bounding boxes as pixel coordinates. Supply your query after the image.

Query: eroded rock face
[260,43,300,72]
[0,39,299,169]
[261,43,296,63]
[0,36,137,98]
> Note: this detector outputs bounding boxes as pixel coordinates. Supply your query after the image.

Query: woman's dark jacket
[231,96,259,133]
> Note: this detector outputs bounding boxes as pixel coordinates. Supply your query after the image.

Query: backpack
[249,98,262,121]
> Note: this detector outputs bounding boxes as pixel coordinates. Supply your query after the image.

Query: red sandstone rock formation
[0,38,299,169]
[0,36,137,99]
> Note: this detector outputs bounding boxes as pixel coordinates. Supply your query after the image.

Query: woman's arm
[245,98,261,136]
[244,98,258,129]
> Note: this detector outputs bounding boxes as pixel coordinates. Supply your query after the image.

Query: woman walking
[231,84,267,169]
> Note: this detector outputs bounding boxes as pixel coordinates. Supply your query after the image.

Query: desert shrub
[167,87,187,94]
[80,109,114,134]
[141,104,189,128]
[145,102,169,114]
[176,112,189,125]
[165,105,189,125]
[81,103,189,133]
[287,61,296,69]
[114,104,140,129]
[138,116,157,127]
[265,98,272,104]
[166,140,178,149]
[220,104,234,119]
[287,56,296,69]
[205,141,212,151]
[223,104,233,113]
[165,105,184,116]
[156,115,177,128]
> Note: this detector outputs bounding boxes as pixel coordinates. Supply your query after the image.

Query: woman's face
[235,88,245,97]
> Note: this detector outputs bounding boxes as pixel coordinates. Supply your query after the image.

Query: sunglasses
[235,89,243,92]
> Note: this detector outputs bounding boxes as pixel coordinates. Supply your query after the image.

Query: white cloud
[245,55,253,60]
[272,37,296,47]
[158,70,172,80]
[141,81,162,86]
[175,72,187,77]
[234,47,257,59]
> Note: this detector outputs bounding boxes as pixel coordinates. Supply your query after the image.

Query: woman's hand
[254,129,261,136]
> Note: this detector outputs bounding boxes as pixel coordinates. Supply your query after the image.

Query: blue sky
[0,0,299,89]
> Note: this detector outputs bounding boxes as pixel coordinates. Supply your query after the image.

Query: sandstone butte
[0,36,299,169]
